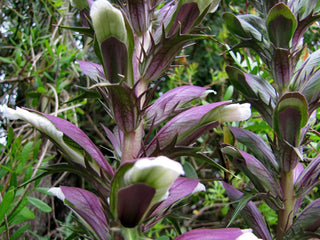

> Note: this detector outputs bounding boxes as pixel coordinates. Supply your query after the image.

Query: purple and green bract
[223,0,320,239]
[0,0,258,239]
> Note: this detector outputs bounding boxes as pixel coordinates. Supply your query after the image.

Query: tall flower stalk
[223,0,320,239]
[0,0,257,239]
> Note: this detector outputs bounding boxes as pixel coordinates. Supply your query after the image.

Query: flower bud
[90,0,127,45]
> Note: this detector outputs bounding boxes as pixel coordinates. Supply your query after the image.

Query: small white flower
[48,187,65,201]
[236,229,261,240]
[124,156,184,203]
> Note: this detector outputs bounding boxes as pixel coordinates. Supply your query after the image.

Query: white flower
[236,229,261,240]
[124,156,184,203]
[48,187,65,201]
[90,0,127,44]
[216,103,251,122]
[0,106,85,166]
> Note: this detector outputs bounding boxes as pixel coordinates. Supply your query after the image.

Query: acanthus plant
[221,0,320,239]
[0,0,258,239]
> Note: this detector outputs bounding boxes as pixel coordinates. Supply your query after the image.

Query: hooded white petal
[217,103,251,122]
[124,156,184,203]
[48,187,65,201]
[0,106,84,165]
[90,0,127,44]
[236,229,261,240]
[192,182,206,194]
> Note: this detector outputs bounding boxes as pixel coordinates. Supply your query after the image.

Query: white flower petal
[1,106,84,165]
[48,187,65,201]
[236,229,261,240]
[218,103,251,122]
[90,0,127,44]
[192,182,206,194]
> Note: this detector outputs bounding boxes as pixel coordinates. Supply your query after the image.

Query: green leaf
[0,56,13,64]
[9,206,35,225]
[11,224,31,240]
[27,197,52,213]
[21,141,34,163]
[6,127,14,148]
[266,3,297,48]
[227,192,256,227]
[0,186,15,225]
[183,161,198,179]
[33,140,42,161]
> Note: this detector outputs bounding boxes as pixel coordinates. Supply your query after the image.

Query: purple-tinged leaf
[293,162,304,184]
[274,92,308,146]
[117,183,155,228]
[143,177,203,231]
[101,125,123,158]
[60,186,109,240]
[148,177,200,219]
[145,86,209,127]
[222,146,282,199]
[295,154,320,198]
[223,182,272,240]
[41,112,114,178]
[273,93,309,171]
[291,49,320,90]
[168,2,200,36]
[292,14,320,50]
[226,66,276,125]
[271,48,292,90]
[291,199,320,232]
[145,102,229,155]
[228,126,279,172]
[100,37,128,83]
[127,0,151,34]
[266,3,297,49]
[78,61,105,82]
[300,70,320,110]
[106,83,140,133]
[142,33,207,82]
[80,8,91,27]
[174,228,259,240]
[153,0,176,41]
[223,12,262,41]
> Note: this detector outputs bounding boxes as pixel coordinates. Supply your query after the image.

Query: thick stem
[276,170,296,240]
[121,123,144,162]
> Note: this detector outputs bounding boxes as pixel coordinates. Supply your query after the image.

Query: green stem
[121,123,144,162]
[121,227,151,240]
[276,170,296,240]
